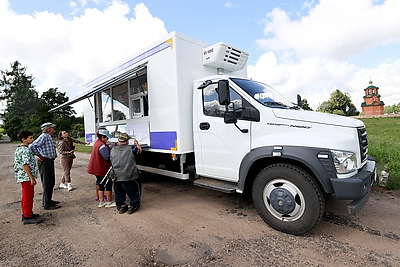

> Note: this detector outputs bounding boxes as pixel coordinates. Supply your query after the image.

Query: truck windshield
[231,78,295,109]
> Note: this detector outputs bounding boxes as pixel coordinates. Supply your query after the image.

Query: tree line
[301,89,400,116]
[384,103,400,114]
[298,90,359,116]
[0,61,83,141]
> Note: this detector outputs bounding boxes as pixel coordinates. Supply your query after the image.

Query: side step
[137,165,190,180]
[193,178,238,193]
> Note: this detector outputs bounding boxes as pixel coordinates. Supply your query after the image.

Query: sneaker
[105,201,116,208]
[23,216,43,225]
[118,205,128,214]
[67,183,73,191]
[98,201,106,208]
[58,183,68,189]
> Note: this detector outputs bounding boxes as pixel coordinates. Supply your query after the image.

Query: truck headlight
[331,150,358,174]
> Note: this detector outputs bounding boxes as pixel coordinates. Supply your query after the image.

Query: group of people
[13,122,143,225]
[88,129,142,213]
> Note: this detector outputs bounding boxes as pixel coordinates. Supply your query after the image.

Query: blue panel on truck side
[85,133,96,143]
[150,131,177,150]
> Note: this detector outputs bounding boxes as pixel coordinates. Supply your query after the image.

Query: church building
[361,81,384,116]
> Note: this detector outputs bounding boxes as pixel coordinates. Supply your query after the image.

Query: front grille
[357,127,368,163]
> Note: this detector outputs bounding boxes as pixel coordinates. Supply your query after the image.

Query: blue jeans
[114,180,141,207]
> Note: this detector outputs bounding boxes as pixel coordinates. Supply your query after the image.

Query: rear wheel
[252,163,325,235]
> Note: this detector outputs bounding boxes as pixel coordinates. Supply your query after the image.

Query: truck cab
[193,75,376,234]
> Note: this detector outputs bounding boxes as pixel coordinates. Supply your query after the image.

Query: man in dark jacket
[110,133,142,214]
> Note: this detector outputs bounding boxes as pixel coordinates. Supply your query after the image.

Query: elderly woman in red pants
[57,131,88,191]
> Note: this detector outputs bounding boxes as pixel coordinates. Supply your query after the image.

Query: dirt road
[1,142,400,266]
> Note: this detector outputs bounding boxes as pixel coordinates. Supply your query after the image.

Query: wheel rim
[262,179,306,222]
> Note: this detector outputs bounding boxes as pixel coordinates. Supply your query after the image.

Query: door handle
[199,122,210,130]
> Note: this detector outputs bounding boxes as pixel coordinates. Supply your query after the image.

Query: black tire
[252,163,325,235]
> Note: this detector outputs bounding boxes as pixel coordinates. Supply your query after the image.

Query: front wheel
[252,163,325,235]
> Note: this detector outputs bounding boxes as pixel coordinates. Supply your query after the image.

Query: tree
[38,88,76,133]
[1,61,80,140]
[39,88,75,118]
[316,89,359,116]
[300,99,313,111]
[384,103,400,114]
[0,61,40,140]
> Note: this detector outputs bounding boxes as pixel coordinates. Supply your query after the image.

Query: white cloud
[69,1,77,8]
[0,0,167,115]
[250,0,400,110]
[258,0,400,61]
[224,2,233,8]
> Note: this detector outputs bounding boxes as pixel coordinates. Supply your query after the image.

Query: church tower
[361,80,384,116]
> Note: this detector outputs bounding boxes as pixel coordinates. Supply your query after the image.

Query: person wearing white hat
[29,122,61,210]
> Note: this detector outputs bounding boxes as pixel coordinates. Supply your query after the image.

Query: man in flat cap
[29,122,61,210]
[110,133,142,214]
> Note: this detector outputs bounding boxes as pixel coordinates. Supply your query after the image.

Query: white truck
[54,32,376,235]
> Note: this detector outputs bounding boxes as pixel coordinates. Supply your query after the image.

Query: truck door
[194,81,251,182]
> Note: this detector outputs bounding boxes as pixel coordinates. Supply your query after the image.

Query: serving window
[129,70,148,118]
[112,82,129,121]
[95,67,149,128]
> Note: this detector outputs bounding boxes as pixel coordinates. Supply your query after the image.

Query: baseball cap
[97,129,112,139]
[118,133,131,142]
[41,122,56,130]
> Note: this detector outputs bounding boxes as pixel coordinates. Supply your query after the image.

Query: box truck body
[54,32,376,235]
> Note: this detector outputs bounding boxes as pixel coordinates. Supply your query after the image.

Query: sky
[1,0,400,116]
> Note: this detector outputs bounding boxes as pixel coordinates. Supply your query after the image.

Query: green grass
[74,138,93,154]
[360,117,400,189]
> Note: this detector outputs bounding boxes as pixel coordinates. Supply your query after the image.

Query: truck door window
[203,84,242,117]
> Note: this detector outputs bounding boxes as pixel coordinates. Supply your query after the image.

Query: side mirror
[217,80,230,105]
[240,106,260,122]
[225,110,248,133]
[224,111,237,124]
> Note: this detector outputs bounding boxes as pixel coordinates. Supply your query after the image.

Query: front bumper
[330,158,376,215]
